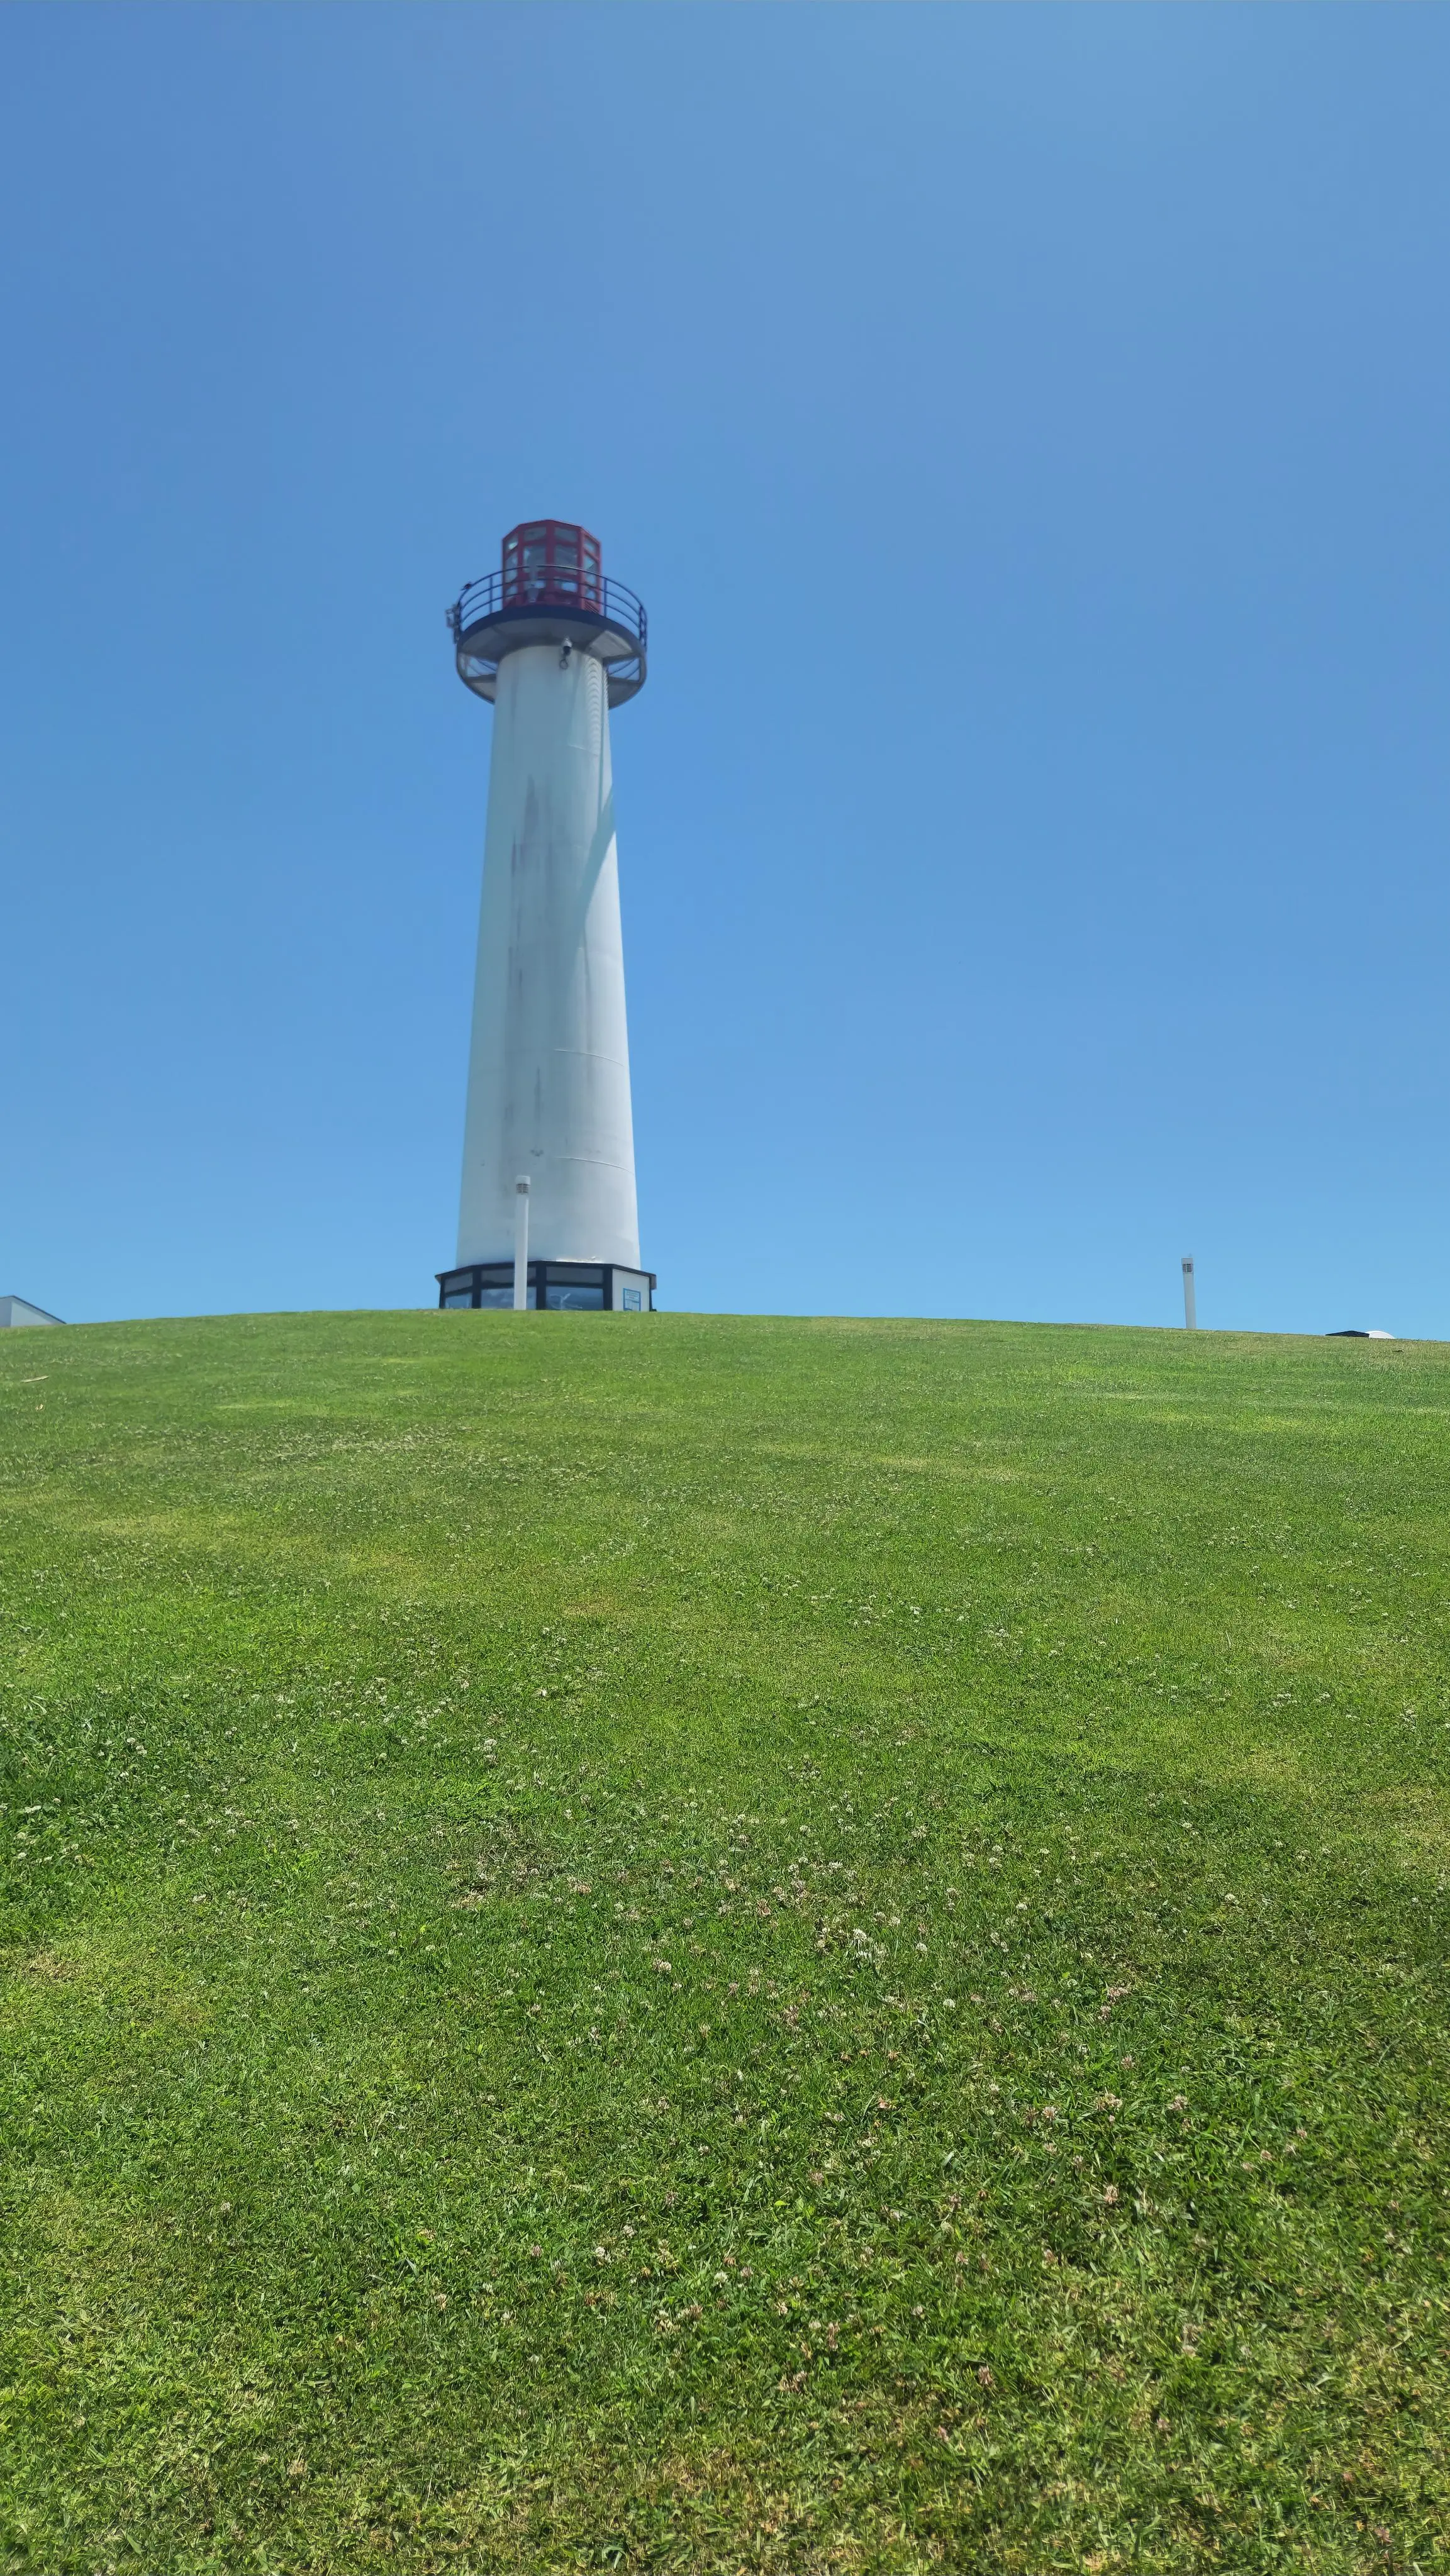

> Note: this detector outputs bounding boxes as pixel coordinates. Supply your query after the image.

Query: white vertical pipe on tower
[1182,1257,1197,1331]
[513,1176,530,1311]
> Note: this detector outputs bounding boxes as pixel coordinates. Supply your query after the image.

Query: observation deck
[448,518,647,706]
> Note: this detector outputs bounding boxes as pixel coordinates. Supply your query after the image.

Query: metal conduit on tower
[435,519,655,1316]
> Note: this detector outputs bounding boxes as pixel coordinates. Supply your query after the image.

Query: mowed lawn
[1,1310,1447,2575]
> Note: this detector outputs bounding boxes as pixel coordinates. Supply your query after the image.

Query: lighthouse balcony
[448,567,647,706]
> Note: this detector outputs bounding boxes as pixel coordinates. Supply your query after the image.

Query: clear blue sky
[3,3,1447,1334]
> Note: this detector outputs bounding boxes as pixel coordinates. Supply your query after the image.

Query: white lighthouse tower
[437,519,655,1315]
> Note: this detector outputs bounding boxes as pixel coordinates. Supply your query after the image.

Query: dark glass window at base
[435,1260,655,1313]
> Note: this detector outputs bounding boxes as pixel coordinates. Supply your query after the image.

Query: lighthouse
[436,521,655,1315]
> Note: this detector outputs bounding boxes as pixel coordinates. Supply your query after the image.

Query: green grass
[1,1307,1448,2574]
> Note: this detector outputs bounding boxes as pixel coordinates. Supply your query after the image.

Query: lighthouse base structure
[437,1258,654,1313]
[450,636,647,1290]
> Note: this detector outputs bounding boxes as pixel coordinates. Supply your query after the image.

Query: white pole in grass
[513,1177,531,1311]
[1182,1255,1197,1331]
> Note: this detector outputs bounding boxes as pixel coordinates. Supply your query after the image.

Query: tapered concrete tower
[437,521,655,1314]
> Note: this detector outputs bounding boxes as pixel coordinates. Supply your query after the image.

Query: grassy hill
[1,1307,1447,2573]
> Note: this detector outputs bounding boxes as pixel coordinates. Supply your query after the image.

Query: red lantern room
[449,519,646,707]
[501,519,603,614]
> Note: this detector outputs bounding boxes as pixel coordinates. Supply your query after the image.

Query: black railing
[448,569,647,653]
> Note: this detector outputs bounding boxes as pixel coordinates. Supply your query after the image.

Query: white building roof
[0,1295,63,1328]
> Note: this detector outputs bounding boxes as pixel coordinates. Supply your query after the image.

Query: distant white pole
[513,1177,531,1311]
[1182,1255,1196,1331]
